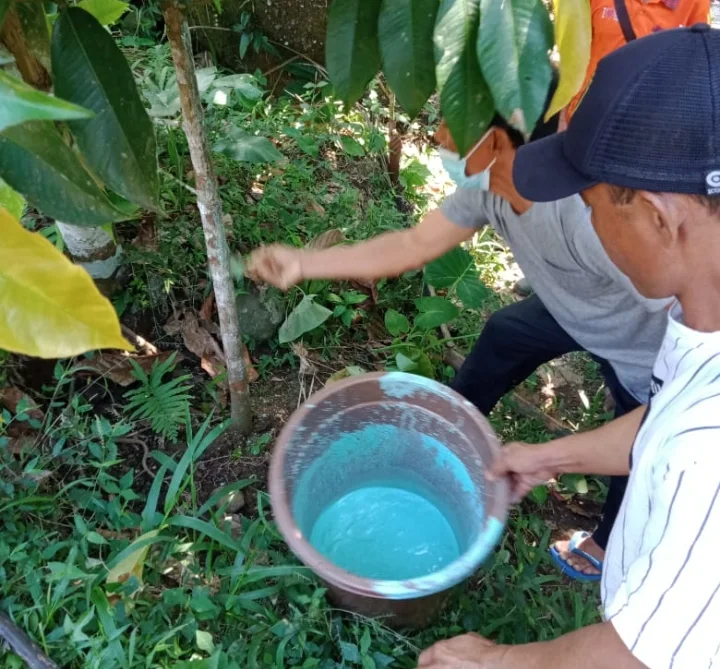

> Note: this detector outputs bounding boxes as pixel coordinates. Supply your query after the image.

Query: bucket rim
[268,371,510,601]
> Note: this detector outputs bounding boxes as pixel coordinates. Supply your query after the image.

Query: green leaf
[395,351,417,372]
[434,0,478,90]
[278,295,332,344]
[52,8,159,209]
[385,309,410,337]
[326,0,382,107]
[339,135,364,156]
[414,296,459,329]
[425,247,489,308]
[77,0,129,26]
[196,630,215,655]
[0,122,128,225]
[340,642,361,664]
[0,178,24,220]
[213,126,284,164]
[166,515,243,553]
[213,74,263,99]
[0,70,92,133]
[530,485,548,505]
[86,531,109,545]
[378,0,438,118]
[436,7,495,156]
[477,0,553,135]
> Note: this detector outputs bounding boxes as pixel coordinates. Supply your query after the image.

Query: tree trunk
[0,5,52,90]
[55,222,122,294]
[163,1,252,434]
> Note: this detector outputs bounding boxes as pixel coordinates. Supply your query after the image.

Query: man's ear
[465,128,497,175]
[637,192,687,246]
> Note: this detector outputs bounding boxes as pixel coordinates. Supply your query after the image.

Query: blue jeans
[450,294,640,550]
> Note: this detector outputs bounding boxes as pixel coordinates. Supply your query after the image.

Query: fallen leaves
[79,351,182,387]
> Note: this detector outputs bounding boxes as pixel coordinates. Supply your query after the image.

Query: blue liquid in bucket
[309,485,460,580]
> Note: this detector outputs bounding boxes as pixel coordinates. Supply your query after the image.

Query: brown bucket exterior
[269,372,509,628]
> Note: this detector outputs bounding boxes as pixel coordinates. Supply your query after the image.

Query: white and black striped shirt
[603,303,720,668]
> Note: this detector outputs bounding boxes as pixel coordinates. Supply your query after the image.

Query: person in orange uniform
[565,0,709,122]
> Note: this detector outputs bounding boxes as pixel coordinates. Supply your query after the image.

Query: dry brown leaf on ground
[78,351,181,387]
[0,387,44,421]
[307,228,345,249]
[131,216,158,252]
[165,311,258,384]
[304,198,326,216]
[199,292,216,323]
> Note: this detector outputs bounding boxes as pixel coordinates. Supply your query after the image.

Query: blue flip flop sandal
[549,530,603,582]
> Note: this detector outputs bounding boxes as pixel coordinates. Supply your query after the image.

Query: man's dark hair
[492,68,560,149]
[610,185,720,216]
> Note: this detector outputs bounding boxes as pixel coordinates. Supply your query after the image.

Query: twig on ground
[0,613,58,669]
[121,326,159,355]
[117,436,153,477]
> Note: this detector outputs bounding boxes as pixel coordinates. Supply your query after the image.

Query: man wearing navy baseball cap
[419,25,720,669]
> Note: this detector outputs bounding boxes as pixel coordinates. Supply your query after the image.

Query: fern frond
[123,352,192,441]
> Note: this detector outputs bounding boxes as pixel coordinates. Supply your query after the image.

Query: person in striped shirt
[419,24,720,669]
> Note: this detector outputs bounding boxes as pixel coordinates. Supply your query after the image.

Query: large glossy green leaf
[213,127,284,164]
[326,0,382,107]
[52,8,158,209]
[414,296,460,329]
[434,0,479,90]
[0,70,92,132]
[434,0,494,156]
[278,295,332,344]
[77,0,129,26]
[0,122,127,225]
[0,178,24,219]
[477,0,553,135]
[378,0,438,118]
[425,246,490,308]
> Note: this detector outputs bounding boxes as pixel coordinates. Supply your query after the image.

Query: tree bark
[55,221,122,294]
[163,1,252,433]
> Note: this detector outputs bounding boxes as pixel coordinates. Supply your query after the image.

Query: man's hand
[246,244,304,291]
[418,633,505,668]
[489,442,558,503]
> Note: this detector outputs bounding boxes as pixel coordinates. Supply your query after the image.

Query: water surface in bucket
[309,484,460,580]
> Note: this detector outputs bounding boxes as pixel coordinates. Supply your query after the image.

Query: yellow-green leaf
[77,0,129,26]
[545,0,591,120]
[0,208,132,358]
[106,530,159,585]
[0,178,24,219]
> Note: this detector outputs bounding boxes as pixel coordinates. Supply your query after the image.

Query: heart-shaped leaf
[544,0,591,119]
[0,122,127,225]
[326,0,382,107]
[52,7,159,209]
[378,0,438,118]
[213,127,284,164]
[0,70,92,132]
[278,295,332,344]
[385,308,410,337]
[425,246,489,308]
[414,295,459,329]
[477,0,553,135]
[0,208,131,358]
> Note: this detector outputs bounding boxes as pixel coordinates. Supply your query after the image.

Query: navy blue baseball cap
[513,25,720,202]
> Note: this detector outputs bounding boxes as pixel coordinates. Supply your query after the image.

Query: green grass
[0,39,610,668]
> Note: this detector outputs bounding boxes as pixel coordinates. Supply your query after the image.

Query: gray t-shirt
[441,189,669,402]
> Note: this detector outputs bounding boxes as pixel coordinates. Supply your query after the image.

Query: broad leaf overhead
[326,0,382,107]
[77,0,130,26]
[378,0,438,118]
[0,70,92,132]
[545,0,591,119]
[434,0,479,90]
[0,209,132,358]
[0,122,127,226]
[434,0,494,156]
[0,179,24,220]
[52,8,159,209]
[477,0,553,135]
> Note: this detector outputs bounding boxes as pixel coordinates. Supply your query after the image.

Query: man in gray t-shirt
[247,109,668,579]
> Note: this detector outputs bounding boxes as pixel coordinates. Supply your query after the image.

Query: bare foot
[553,534,604,576]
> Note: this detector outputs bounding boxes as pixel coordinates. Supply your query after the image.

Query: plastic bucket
[269,372,509,628]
